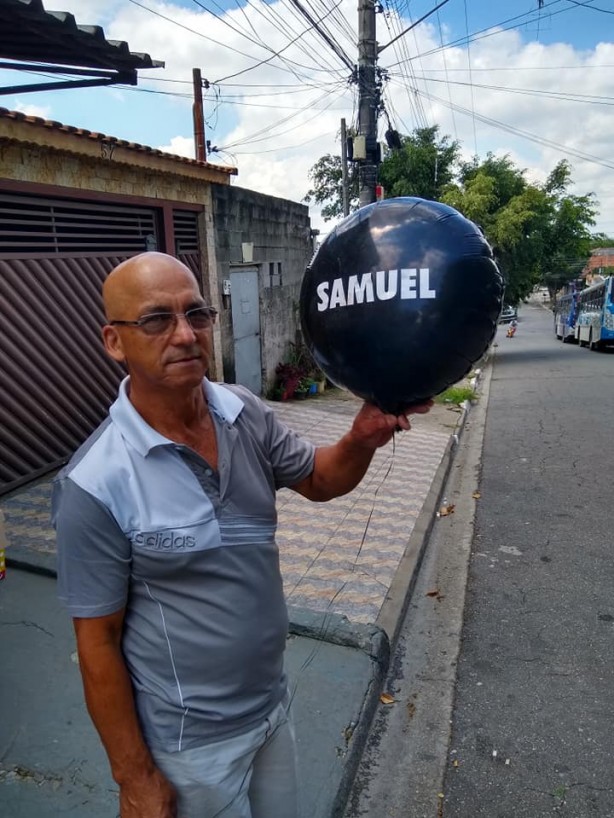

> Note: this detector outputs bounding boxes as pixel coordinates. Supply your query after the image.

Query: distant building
[582,248,614,283]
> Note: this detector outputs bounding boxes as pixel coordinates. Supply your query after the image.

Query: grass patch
[435,385,477,405]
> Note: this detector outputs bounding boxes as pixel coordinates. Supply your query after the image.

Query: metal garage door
[0,191,160,495]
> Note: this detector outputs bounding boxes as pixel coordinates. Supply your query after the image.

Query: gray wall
[211,183,314,393]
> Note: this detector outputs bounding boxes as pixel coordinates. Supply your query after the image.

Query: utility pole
[340,118,350,217]
[357,0,378,208]
[192,67,207,162]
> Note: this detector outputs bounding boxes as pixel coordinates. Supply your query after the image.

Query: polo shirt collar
[109,377,245,456]
[204,380,244,424]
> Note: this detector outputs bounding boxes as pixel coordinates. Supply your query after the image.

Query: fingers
[356,400,433,440]
[405,399,434,414]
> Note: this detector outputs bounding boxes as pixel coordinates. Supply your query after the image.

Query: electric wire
[190,0,279,51]
[385,0,572,70]
[380,1,428,130]
[566,0,614,13]
[218,84,348,150]
[126,0,349,84]
[463,0,478,156]
[193,0,346,84]
[403,0,437,126]
[414,86,614,172]
[436,5,458,140]
[238,0,322,70]
[403,73,614,107]
[243,0,327,69]
[231,127,340,154]
[310,0,356,52]
[213,0,352,83]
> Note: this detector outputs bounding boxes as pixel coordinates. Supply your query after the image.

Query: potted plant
[273,362,302,400]
[294,377,313,400]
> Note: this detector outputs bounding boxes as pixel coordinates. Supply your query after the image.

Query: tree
[539,161,596,298]
[589,233,614,249]
[304,126,459,222]
[458,153,526,207]
[305,135,597,305]
[442,156,596,304]
[441,171,496,226]
[304,154,359,221]
[378,126,460,201]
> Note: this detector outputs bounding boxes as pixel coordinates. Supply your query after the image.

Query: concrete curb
[6,546,56,577]
[287,610,391,817]
[326,354,493,817]
[288,607,390,670]
[375,360,486,650]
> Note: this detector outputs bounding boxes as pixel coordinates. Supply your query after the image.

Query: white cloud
[31,1,614,235]
[157,135,195,159]
[43,0,121,24]
[13,100,51,119]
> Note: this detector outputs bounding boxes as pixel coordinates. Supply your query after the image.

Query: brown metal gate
[0,256,126,492]
[0,190,174,495]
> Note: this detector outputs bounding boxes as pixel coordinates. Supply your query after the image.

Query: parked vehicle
[554,290,578,343]
[499,304,518,323]
[574,276,614,351]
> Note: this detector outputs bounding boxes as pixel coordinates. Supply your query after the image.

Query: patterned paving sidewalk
[0,393,453,624]
[271,398,451,623]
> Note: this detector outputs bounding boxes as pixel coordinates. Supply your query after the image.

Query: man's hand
[347,400,433,451]
[292,399,433,502]
[119,768,177,818]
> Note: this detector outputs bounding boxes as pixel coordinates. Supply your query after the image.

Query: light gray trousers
[152,697,297,818]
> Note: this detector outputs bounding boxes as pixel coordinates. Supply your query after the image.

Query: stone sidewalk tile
[1,396,451,626]
[272,400,450,623]
[0,479,55,555]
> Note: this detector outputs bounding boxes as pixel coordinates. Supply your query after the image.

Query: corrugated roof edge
[3,0,164,71]
[0,107,237,175]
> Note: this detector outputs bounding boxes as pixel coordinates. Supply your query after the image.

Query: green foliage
[304,154,359,221]
[378,126,461,201]
[435,385,477,405]
[272,342,323,400]
[304,126,459,222]
[305,134,597,304]
[458,152,527,207]
[442,171,496,225]
[589,233,614,249]
[443,156,596,304]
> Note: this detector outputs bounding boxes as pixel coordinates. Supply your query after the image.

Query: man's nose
[170,313,197,342]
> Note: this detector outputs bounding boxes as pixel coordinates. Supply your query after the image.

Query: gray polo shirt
[53,378,315,753]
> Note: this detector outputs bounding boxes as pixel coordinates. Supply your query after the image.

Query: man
[53,252,431,818]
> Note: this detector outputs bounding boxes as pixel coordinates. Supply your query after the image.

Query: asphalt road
[344,302,614,818]
[444,303,614,817]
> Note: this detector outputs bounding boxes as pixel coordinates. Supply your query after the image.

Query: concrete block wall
[211,184,314,393]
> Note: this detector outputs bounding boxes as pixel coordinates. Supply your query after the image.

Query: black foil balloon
[300,197,504,414]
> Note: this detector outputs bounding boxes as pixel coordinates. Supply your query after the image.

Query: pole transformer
[357,0,378,208]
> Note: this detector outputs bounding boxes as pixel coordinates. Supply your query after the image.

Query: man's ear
[101,325,127,363]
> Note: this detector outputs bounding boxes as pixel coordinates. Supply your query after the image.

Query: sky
[4,0,614,237]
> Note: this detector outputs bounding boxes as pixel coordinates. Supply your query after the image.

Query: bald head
[103,252,199,321]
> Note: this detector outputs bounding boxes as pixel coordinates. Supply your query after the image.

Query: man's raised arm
[291,400,432,502]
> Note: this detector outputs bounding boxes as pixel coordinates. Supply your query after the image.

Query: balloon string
[287,434,399,710]
[348,432,397,575]
[285,441,396,601]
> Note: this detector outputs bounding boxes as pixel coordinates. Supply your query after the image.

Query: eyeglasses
[109,306,217,336]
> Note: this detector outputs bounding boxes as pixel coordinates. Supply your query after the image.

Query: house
[0,108,313,495]
[582,247,614,283]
